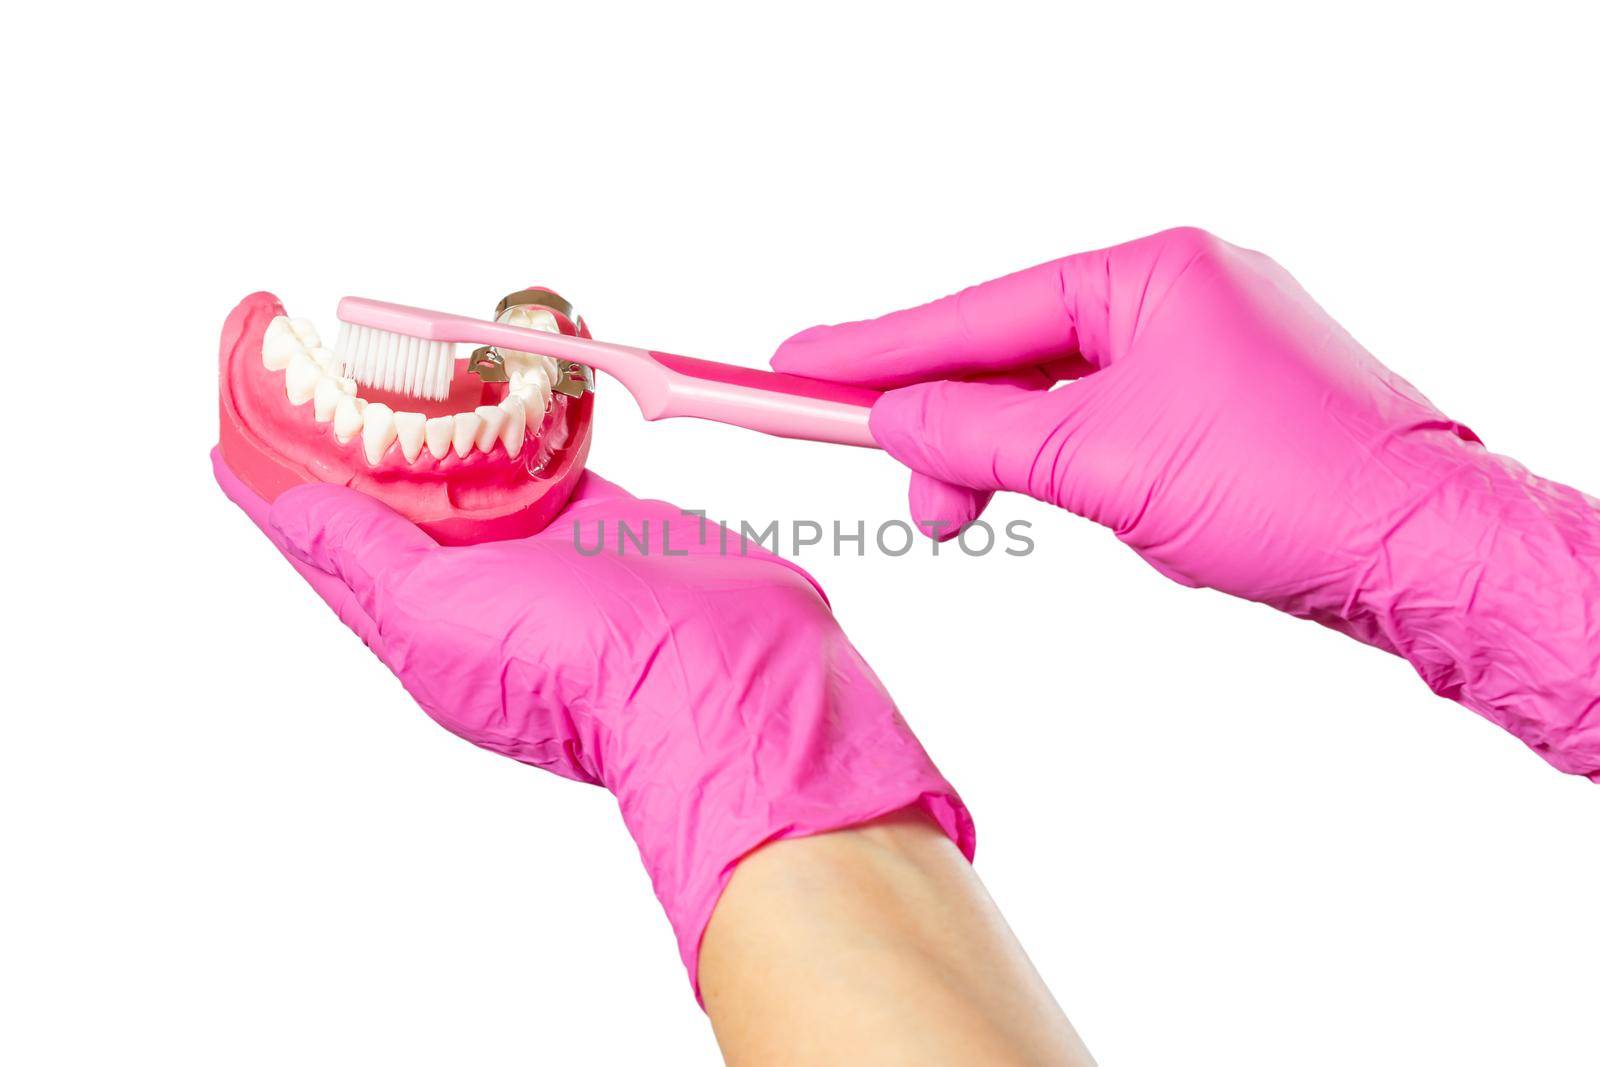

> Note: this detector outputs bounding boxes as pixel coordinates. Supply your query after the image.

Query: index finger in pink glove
[770,240,1135,386]
[771,236,1159,536]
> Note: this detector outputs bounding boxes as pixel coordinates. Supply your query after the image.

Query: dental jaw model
[217,288,595,545]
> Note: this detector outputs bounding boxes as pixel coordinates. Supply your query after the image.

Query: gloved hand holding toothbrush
[774,227,1600,781]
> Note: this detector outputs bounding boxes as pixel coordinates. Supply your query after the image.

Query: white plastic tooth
[394,411,426,463]
[425,416,454,460]
[499,396,527,458]
[285,350,325,405]
[309,347,337,372]
[505,358,552,411]
[312,378,345,422]
[518,361,550,406]
[362,403,397,465]
[334,395,366,444]
[526,363,553,410]
[474,405,506,454]
[453,412,482,458]
[289,318,320,347]
[504,305,559,333]
[262,316,302,371]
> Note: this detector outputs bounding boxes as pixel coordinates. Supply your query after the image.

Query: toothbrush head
[334,320,456,403]
[333,289,585,405]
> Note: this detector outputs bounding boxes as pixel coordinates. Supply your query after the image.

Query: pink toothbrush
[333,296,881,448]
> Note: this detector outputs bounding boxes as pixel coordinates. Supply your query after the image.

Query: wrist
[600,646,974,1000]
[1341,441,1600,777]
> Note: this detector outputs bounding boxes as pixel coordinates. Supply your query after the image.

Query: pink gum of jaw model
[216,289,595,545]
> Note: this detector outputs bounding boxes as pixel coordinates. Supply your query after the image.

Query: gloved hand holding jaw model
[213,454,1104,1065]
[213,451,975,981]
[775,227,1600,781]
[213,288,1104,1067]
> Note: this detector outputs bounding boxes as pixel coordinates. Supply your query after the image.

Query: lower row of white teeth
[261,315,562,465]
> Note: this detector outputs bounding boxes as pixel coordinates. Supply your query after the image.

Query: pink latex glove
[775,228,1600,781]
[211,448,974,994]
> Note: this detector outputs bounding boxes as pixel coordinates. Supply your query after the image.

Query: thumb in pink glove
[774,228,1600,781]
[213,449,973,994]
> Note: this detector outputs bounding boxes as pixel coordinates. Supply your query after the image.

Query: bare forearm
[700,809,1094,1067]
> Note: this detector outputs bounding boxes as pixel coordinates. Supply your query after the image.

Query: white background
[6,3,1597,1064]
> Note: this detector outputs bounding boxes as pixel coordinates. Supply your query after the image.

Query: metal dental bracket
[553,360,593,397]
[467,346,508,383]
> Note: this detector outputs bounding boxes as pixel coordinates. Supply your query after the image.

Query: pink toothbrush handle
[339,297,883,447]
[644,351,880,447]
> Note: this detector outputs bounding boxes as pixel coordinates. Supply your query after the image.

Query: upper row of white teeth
[261,316,563,465]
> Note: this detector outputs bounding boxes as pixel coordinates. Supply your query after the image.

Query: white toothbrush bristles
[335,323,456,402]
